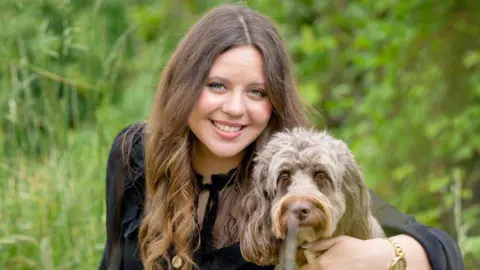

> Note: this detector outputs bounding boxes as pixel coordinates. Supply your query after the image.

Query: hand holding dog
[299,235,395,270]
[300,234,432,270]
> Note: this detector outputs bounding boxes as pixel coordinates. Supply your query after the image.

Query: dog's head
[239,127,374,265]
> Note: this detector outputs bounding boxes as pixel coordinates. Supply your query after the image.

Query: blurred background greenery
[1,0,478,269]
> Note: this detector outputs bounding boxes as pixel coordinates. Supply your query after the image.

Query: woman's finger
[301,235,349,252]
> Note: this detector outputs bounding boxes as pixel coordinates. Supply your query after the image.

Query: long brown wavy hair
[139,4,311,270]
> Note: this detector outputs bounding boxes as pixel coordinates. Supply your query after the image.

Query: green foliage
[1,0,479,268]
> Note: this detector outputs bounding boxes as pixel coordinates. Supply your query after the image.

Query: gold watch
[385,237,407,270]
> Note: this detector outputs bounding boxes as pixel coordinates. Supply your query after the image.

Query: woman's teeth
[213,121,242,132]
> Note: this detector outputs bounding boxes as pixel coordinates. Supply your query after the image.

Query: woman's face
[188,45,272,160]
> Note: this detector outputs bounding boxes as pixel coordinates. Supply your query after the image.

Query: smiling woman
[99,4,309,270]
[98,3,464,270]
[188,46,272,160]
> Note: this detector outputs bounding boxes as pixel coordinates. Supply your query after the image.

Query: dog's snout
[290,201,312,220]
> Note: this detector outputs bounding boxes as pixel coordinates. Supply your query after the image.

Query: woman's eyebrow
[207,76,265,87]
[207,76,229,83]
[248,81,266,88]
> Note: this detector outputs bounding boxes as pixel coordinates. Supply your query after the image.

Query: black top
[99,124,465,270]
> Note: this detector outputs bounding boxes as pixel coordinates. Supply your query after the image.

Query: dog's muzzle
[272,193,333,239]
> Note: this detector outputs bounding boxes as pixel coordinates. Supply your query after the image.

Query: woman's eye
[249,88,266,98]
[207,82,226,91]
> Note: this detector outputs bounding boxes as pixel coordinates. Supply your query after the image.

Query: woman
[99,4,464,270]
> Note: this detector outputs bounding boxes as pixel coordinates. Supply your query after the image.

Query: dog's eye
[314,171,330,186]
[277,171,291,186]
[315,171,328,179]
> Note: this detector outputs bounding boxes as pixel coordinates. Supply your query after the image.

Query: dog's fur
[239,127,384,268]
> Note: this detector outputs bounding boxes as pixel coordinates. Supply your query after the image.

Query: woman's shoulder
[109,122,146,163]
[107,122,146,190]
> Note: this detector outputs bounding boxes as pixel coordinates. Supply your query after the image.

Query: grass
[0,128,109,269]
[0,36,162,267]
[0,3,166,265]
[0,52,161,268]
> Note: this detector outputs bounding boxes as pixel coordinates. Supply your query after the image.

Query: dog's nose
[290,202,312,220]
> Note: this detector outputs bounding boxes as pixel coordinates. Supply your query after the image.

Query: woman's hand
[299,234,432,270]
[299,235,394,270]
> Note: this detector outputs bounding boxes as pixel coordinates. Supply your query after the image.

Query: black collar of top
[195,167,238,191]
[195,167,239,256]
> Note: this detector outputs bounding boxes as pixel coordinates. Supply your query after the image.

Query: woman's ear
[239,162,280,266]
[336,161,374,240]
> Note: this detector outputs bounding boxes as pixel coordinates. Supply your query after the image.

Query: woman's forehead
[208,46,266,84]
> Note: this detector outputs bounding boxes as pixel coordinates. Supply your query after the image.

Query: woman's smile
[211,120,245,140]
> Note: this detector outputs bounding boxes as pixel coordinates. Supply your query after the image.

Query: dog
[239,127,384,269]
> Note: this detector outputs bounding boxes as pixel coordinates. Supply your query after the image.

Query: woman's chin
[201,140,247,159]
[209,147,245,159]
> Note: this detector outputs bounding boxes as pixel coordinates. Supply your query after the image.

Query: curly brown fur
[239,127,384,268]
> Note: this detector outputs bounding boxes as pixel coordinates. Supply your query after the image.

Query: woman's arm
[370,190,465,270]
[99,124,144,270]
[387,234,431,269]
[99,127,129,269]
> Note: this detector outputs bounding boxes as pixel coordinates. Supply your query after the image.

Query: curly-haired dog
[239,127,384,269]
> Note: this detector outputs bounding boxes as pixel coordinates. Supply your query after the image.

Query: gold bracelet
[384,237,407,270]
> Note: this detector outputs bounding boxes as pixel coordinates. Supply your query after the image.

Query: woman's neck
[192,144,244,179]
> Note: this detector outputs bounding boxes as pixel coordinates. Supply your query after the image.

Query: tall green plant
[1,0,135,156]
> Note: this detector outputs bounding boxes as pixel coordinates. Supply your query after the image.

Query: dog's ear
[336,159,374,240]
[239,161,280,266]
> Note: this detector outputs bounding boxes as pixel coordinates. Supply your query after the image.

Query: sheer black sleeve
[369,190,465,270]
[99,124,146,270]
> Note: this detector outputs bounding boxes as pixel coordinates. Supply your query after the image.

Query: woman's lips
[211,120,245,140]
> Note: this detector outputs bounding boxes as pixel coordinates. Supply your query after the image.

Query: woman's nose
[221,91,245,117]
